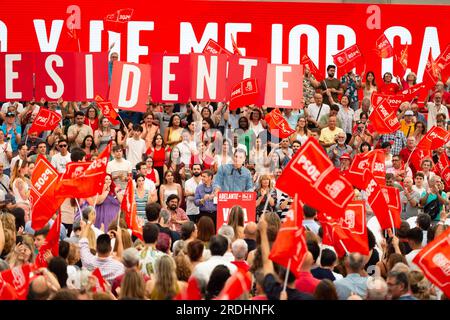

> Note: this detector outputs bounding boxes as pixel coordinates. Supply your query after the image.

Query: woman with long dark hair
[146,133,167,185]
[164,114,184,148]
[362,71,377,99]
[80,134,98,161]
[84,106,99,132]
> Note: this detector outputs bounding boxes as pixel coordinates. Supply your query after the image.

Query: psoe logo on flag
[325,180,345,199]
[432,253,450,276]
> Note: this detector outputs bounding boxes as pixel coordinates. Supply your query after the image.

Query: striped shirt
[79,238,125,284]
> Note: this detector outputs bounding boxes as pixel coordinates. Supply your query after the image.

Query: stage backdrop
[0,1,448,80]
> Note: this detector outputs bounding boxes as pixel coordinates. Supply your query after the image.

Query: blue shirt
[334,273,368,300]
[194,183,217,212]
[1,124,21,152]
[213,164,254,192]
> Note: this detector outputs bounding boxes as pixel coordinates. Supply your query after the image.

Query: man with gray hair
[231,239,249,272]
[218,225,235,262]
[334,252,369,300]
[366,276,388,300]
[353,97,373,121]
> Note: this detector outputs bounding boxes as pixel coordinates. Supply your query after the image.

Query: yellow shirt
[399,119,415,138]
[319,127,345,149]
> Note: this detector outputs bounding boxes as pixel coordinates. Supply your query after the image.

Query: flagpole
[261,187,274,217]
[339,240,350,255]
[117,113,128,130]
[282,258,292,293]
[75,198,83,219]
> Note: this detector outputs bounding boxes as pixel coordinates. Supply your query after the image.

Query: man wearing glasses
[426,93,448,129]
[51,139,71,173]
[328,133,353,168]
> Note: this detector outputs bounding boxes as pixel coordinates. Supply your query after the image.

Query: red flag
[174,276,202,300]
[28,108,62,136]
[216,269,252,300]
[332,44,363,75]
[371,92,404,110]
[30,155,63,230]
[409,148,432,174]
[320,201,369,257]
[375,34,394,58]
[364,170,400,230]
[380,186,402,228]
[400,83,427,101]
[269,198,308,278]
[104,8,134,33]
[416,126,450,151]
[202,39,233,58]
[230,34,242,56]
[92,268,107,293]
[413,228,450,298]
[301,54,323,81]
[435,153,450,190]
[35,212,61,268]
[347,150,386,189]
[369,98,401,134]
[436,44,450,83]
[264,109,295,139]
[94,95,120,126]
[394,44,409,75]
[0,264,33,300]
[276,138,354,215]
[121,176,143,241]
[229,78,259,110]
[57,142,112,199]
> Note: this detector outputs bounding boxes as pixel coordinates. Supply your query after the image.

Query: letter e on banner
[0,53,34,101]
[109,61,150,112]
[150,53,190,103]
[264,64,303,109]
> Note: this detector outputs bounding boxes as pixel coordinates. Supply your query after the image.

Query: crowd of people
[0,53,449,300]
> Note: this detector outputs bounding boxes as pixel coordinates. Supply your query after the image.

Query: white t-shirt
[1,102,24,114]
[132,178,156,193]
[126,138,146,168]
[307,103,330,122]
[176,141,195,166]
[107,158,132,189]
[51,152,72,173]
[0,142,13,169]
[185,177,201,216]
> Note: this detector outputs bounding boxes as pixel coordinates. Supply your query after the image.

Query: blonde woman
[255,175,276,219]
[94,117,116,153]
[10,160,31,221]
[119,269,147,300]
[146,255,186,300]
[289,116,310,145]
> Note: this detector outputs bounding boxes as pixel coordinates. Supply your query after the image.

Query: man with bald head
[334,252,369,300]
[27,271,61,300]
[400,176,420,219]
[319,116,345,150]
[307,93,330,129]
[243,222,257,253]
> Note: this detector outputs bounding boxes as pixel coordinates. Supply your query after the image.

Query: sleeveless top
[98,132,113,153]
[168,127,183,146]
[148,147,166,168]
[146,168,158,184]
[135,189,149,219]
[163,187,179,204]
[12,178,30,206]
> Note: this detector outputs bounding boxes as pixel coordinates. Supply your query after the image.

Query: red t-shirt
[147,147,166,168]
[85,118,99,132]
[295,271,320,294]
[146,168,157,183]
[379,83,400,95]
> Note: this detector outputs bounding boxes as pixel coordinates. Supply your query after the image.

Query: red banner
[301,54,323,81]
[276,138,354,215]
[202,39,233,58]
[34,52,108,101]
[94,95,120,126]
[226,55,267,105]
[435,153,450,190]
[269,198,307,278]
[121,176,143,240]
[380,186,402,228]
[28,108,62,136]
[348,149,386,189]
[369,98,401,134]
[375,34,394,59]
[332,44,363,74]
[413,228,450,298]
[150,53,191,103]
[109,61,150,112]
[364,169,399,230]
[30,155,62,230]
[229,78,259,110]
[0,53,34,101]
[264,109,295,139]
[35,212,61,268]
[416,126,450,151]
[320,200,369,257]
[0,264,33,300]
[264,64,303,109]
[217,192,256,230]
